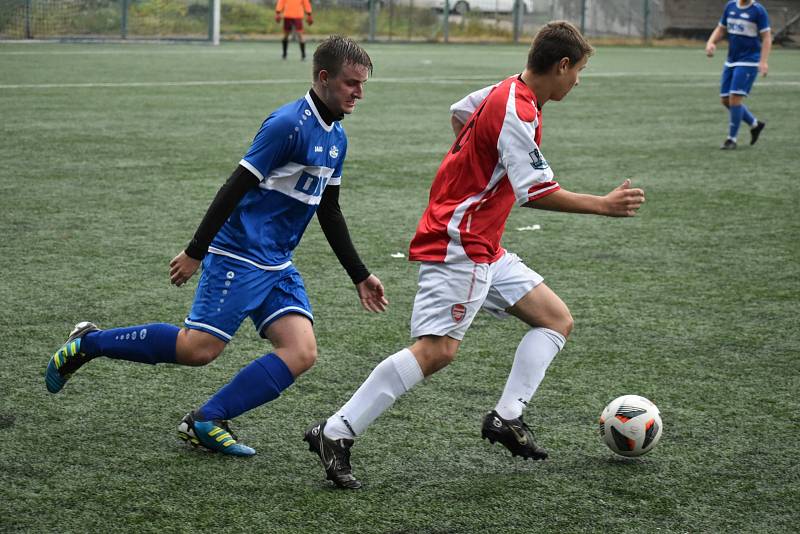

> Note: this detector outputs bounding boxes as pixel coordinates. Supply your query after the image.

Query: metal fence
[0,0,668,42]
[0,0,216,40]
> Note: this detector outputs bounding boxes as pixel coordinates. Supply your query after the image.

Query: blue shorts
[720,65,758,97]
[185,254,313,342]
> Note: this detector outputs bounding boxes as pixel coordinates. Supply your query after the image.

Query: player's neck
[737,0,753,7]
[520,69,549,107]
[309,87,344,125]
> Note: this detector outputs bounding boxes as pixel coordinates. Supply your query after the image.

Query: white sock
[324,348,424,440]
[494,328,565,421]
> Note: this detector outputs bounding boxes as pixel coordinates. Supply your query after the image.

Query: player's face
[325,63,370,115]
[552,55,588,101]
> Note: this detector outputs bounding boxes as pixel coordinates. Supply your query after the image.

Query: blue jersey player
[45,36,387,457]
[706,0,771,150]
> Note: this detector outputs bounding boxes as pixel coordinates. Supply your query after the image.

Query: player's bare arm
[526,179,644,217]
[759,29,772,76]
[706,25,726,57]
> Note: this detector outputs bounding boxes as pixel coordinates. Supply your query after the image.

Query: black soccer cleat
[481,410,548,460]
[303,421,361,489]
[750,120,766,145]
[720,138,737,150]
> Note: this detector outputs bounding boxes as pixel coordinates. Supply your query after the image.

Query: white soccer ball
[598,395,662,457]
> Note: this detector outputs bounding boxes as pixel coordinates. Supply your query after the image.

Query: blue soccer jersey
[719,1,770,67]
[209,92,347,269]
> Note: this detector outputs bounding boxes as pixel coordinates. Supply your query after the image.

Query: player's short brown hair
[313,35,373,80]
[527,21,594,74]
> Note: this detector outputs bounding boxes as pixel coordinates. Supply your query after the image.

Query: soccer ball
[598,395,662,457]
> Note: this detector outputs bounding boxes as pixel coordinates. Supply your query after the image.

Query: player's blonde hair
[313,35,373,80]
[527,21,594,73]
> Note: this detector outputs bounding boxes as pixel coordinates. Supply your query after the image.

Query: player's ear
[558,57,570,74]
[318,69,329,87]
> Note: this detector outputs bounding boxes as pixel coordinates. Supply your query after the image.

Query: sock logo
[140,329,147,340]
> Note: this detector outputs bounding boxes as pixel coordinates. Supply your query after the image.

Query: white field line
[0,73,798,90]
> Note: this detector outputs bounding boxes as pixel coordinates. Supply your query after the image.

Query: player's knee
[548,308,573,340]
[411,337,459,375]
[176,329,226,366]
[561,312,574,339]
[437,345,458,366]
[298,345,318,372]
[184,344,225,366]
[286,343,318,374]
[721,97,730,108]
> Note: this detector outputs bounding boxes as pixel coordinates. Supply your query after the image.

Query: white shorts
[409,251,543,341]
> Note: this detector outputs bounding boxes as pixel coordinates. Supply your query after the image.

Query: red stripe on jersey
[528,180,558,193]
[527,183,561,202]
[409,76,555,264]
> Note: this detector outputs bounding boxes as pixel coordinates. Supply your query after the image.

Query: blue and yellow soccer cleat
[177,411,256,457]
[45,321,100,394]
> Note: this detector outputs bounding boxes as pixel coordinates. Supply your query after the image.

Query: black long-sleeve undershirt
[184,165,369,285]
[316,183,370,284]
[184,165,259,261]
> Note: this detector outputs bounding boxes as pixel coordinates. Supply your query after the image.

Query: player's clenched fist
[169,251,201,287]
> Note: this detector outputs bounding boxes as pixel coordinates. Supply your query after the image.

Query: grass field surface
[1,41,798,533]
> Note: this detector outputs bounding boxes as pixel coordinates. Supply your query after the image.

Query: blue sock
[81,323,178,365]
[198,353,294,421]
[741,105,757,127]
[729,105,744,140]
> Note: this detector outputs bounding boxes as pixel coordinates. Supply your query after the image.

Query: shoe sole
[177,418,255,457]
[481,431,548,461]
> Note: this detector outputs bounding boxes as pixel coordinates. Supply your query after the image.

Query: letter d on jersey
[294,172,326,197]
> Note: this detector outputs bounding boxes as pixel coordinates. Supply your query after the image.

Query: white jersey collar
[305,92,335,132]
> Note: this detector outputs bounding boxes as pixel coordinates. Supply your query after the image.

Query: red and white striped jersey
[408,75,560,264]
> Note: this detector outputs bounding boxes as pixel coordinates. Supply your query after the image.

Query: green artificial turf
[1,41,798,533]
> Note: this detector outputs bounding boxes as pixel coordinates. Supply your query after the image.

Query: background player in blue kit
[45,35,387,456]
[705,0,771,150]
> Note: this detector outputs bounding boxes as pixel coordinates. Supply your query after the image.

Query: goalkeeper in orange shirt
[276,0,313,60]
